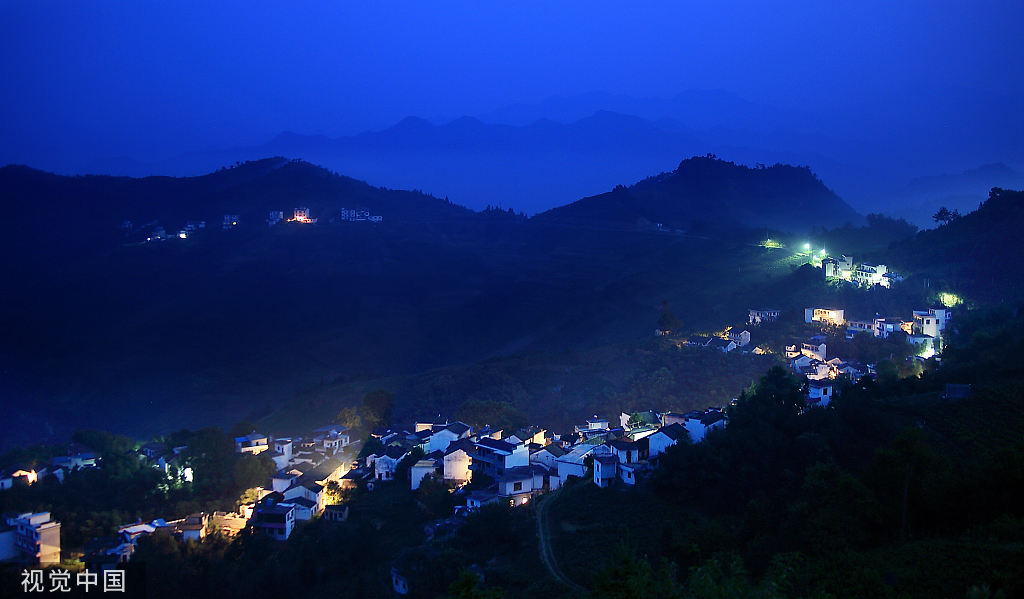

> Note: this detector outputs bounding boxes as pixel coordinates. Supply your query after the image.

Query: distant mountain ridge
[534,156,863,233]
[889,163,1024,229]
[80,108,851,217]
[0,158,474,244]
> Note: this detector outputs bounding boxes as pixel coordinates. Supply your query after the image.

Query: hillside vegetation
[535,156,864,233]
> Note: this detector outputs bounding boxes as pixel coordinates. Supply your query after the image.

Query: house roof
[497,466,536,482]
[476,438,515,454]
[700,412,726,426]
[444,422,471,436]
[383,446,409,460]
[557,444,600,464]
[286,497,317,509]
[307,458,344,480]
[302,480,325,492]
[445,438,476,456]
[533,444,566,458]
[256,504,294,516]
[607,439,637,451]
[654,423,687,441]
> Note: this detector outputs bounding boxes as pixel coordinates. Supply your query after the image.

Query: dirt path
[537,490,586,592]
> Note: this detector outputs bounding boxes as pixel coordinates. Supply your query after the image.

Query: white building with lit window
[9,512,61,565]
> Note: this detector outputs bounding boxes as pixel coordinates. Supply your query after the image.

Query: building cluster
[683,327,753,353]
[820,254,904,288]
[357,409,727,518]
[804,305,950,358]
[136,220,206,241]
[265,207,383,226]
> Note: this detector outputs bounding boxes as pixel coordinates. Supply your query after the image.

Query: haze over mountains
[72,90,1024,228]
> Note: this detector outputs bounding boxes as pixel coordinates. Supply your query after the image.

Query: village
[1,260,957,592]
[123,205,381,242]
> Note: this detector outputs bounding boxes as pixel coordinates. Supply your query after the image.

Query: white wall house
[555,444,608,483]
[593,454,618,488]
[801,336,827,361]
[428,422,472,453]
[530,444,566,470]
[728,329,751,347]
[749,309,780,324]
[807,381,834,407]
[874,318,912,338]
[647,423,688,460]
[470,438,528,478]
[443,439,475,483]
[497,466,541,505]
[235,432,269,455]
[10,512,61,565]
[411,459,438,490]
[683,410,726,443]
[373,447,409,481]
[805,308,845,325]
[252,503,295,541]
[853,263,889,287]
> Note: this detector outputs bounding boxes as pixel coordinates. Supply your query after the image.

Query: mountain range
[73,89,1023,225]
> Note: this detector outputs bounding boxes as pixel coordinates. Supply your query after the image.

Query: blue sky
[2,0,1021,177]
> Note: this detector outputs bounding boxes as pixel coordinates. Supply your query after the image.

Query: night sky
[2,0,1022,208]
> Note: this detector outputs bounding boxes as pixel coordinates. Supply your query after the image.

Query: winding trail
[537,490,586,592]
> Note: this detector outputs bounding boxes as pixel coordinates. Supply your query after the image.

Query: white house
[593,454,618,488]
[555,443,608,483]
[283,479,327,514]
[280,498,316,521]
[683,410,726,443]
[176,513,207,543]
[647,423,688,460]
[874,318,912,339]
[411,459,438,490]
[496,466,543,506]
[749,309,780,324]
[807,381,834,407]
[805,308,845,326]
[9,512,61,565]
[913,308,949,341]
[853,263,889,287]
[575,416,610,434]
[252,503,295,541]
[728,329,751,347]
[607,439,640,466]
[709,338,738,353]
[428,422,472,454]
[530,444,566,471]
[846,318,876,338]
[801,336,827,361]
[471,438,528,478]
[372,447,409,481]
[443,438,475,483]
[235,432,269,455]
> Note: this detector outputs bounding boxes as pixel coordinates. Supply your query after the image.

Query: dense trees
[932,206,962,225]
